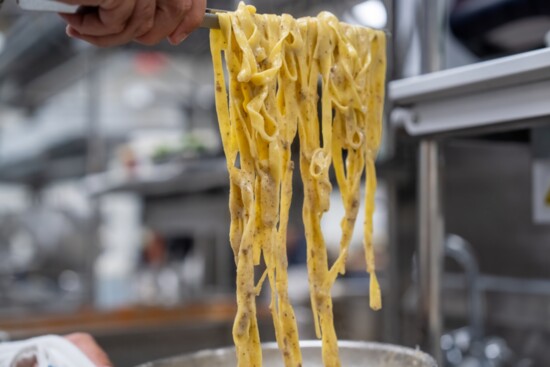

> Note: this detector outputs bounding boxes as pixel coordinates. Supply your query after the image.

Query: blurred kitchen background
[0,0,549,366]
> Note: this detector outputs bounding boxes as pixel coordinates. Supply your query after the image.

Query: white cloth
[0,335,96,367]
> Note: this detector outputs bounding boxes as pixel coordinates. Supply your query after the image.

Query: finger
[59,0,135,36]
[67,0,155,47]
[65,333,112,367]
[60,12,124,36]
[168,0,205,45]
[67,28,118,47]
[134,0,192,46]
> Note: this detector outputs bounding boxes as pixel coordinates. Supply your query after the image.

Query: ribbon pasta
[210,3,386,366]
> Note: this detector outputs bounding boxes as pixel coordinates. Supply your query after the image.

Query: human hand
[58,0,206,47]
[64,333,112,367]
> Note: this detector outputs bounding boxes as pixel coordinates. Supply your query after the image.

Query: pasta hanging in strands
[210,3,386,366]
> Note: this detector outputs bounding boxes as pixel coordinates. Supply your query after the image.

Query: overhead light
[351,0,387,30]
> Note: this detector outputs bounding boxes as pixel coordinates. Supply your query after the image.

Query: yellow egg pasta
[210,3,386,366]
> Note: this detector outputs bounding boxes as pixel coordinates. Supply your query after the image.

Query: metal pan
[135,340,437,367]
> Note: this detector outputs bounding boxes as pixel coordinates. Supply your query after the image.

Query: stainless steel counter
[389,48,550,364]
[390,47,550,136]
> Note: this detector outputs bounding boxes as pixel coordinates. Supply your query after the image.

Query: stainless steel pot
[136,340,437,367]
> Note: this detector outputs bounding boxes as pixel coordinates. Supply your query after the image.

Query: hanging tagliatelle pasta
[210,3,386,366]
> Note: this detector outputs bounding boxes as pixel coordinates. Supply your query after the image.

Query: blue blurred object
[451,0,550,57]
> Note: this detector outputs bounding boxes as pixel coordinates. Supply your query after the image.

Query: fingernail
[66,26,81,38]
[169,33,188,45]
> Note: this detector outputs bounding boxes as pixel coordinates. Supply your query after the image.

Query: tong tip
[200,8,224,29]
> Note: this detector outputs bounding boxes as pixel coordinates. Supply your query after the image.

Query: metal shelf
[84,157,229,197]
[389,48,550,137]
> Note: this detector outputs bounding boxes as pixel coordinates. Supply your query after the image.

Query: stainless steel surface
[413,1,447,365]
[391,27,550,364]
[136,340,437,367]
[391,48,550,104]
[437,140,550,365]
[85,158,229,197]
[419,0,448,73]
[418,140,444,366]
[17,0,77,12]
[98,320,242,367]
[13,2,220,28]
[444,234,483,341]
[384,178,400,343]
[393,81,550,137]
[389,48,550,136]
[442,236,513,366]
[201,9,222,29]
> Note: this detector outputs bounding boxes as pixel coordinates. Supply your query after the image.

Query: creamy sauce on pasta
[210,3,386,366]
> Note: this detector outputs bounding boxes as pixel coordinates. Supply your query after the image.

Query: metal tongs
[12,0,223,29]
[17,0,78,13]
[202,8,223,29]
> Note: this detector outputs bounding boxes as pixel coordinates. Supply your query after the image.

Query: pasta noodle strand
[210,3,386,366]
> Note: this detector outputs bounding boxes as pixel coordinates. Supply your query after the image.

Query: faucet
[441,234,513,367]
[444,234,484,342]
